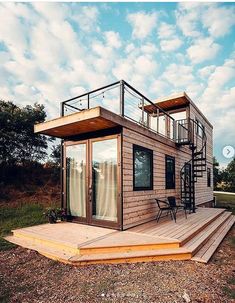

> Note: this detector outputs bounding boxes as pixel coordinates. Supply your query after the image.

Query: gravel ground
[0,226,234,303]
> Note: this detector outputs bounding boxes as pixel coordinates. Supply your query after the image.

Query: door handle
[88,186,93,202]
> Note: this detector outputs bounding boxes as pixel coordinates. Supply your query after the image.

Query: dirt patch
[0,227,234,303]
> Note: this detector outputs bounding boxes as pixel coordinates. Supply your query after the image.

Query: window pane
[207,168,211,187]
[166,155,175,189]
[134,146,153,190]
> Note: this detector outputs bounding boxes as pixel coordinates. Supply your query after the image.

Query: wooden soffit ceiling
[144,93,190,114]
[34,107,119,138]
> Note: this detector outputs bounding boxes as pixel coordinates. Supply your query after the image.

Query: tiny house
[34,80,213,230]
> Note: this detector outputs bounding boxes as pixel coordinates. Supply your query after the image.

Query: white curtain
[94,161,117,221]
[67,145,86,218]
[92,139,117,222]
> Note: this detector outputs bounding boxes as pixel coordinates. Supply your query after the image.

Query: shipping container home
[34,80,214,231]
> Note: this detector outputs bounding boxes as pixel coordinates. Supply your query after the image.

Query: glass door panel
[91,138,118,222]
[66,143,86,218]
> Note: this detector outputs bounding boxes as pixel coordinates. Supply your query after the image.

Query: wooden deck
[5,207,234,265]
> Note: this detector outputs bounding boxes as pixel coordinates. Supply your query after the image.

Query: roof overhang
[34,107,119,138]
[144,92,190,114]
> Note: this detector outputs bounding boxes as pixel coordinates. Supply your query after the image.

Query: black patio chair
[155,198,177,223]
[167,196,188,220]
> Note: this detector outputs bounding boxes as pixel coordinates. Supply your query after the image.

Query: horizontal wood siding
[122,128,191,229]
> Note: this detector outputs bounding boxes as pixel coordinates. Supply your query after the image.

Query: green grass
[0,204,47,251]
[223,284,235,299]
[214,193,235,214]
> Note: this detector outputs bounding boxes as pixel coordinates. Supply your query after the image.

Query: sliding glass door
[66,142,87,220]
[65,135,120,228]
[91,138,118,223]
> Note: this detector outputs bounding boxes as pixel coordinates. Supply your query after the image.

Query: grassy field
[214,192,235,214]
[0,204,47,251]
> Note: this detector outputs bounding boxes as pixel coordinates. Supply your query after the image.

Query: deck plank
[191,215,235,263]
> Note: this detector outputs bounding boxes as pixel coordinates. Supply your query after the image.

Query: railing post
[60,102,65,117]
[120,80,124,116]
[157,109,159,133]
[87,94,90,110]
[141,97,145,125]
[60,140,64,209]
[173,120,176,141]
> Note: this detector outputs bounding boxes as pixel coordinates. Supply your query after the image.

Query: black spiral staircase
[175,118,207,213]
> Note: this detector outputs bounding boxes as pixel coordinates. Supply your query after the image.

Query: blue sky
[0,2,234,167]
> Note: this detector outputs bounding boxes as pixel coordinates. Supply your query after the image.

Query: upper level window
[207,167,211,187]
[133,145,153,191]
[165,155,175,189]
[196,118,205,137]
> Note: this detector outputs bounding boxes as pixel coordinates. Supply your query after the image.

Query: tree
[0,100,53,166]
[223,158,235,192]
[213,156,221,189]
[50,144,61,167]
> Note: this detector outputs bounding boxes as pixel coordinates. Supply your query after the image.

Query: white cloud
[158,22,175,39]
[104,31,122,49]
[134,55,157,75]
[127,11,158,39]
[73,6,100,32]
[176,3,202,37]
[141,43,158,54]
[207,59,235,89]
[125,43,135,54]
[150,79,169,96]
[32,2,68,22]
[202,5,235,38]
[199,58,235,116]
[160,38,182,52]
[187,37,220,64]
[162,64,195,88]
[176,3,235,39]
[70,86,86,96]
[198,65,216,79]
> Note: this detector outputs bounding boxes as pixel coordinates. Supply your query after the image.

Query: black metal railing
[60,80,176,140]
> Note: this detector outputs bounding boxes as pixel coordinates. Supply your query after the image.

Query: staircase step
[69,247,191,265]
[191,215,235,263]
[184,212,232,255]
[194,157,206,161]
[194,151,203,156]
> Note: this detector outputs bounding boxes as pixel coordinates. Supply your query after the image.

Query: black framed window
[207,167,211,187]
[196,118,204,137]
[133,145,153,191]
[165,155,175,189]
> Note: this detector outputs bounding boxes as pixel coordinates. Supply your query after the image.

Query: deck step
[178,208,225,245]
[191,215,235,263]
[4,235,191,266]
[4,235,75,264]
[184,212,232,255]
[70,247,191,265]
[12,226,180,255]
[12,229,80,254]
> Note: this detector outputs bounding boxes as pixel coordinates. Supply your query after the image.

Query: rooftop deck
[6,207,234,265]
[34,80,190,142]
